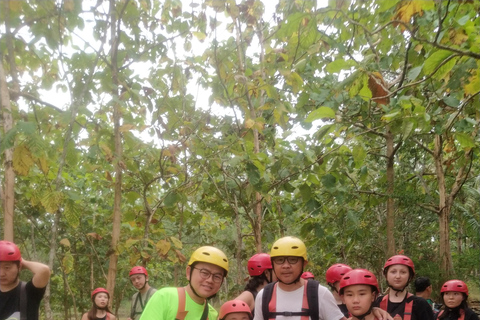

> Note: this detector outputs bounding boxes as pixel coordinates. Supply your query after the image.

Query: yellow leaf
[449,29,468,45]
[38,156,49,174]
[156,239,171,255]
[60,238,71,247]
[170,236,183,249]
[465,74,480,95]
[13,144,34,176]
[392,0,430,31]
[245,119,255,129]
[119,124,135,132]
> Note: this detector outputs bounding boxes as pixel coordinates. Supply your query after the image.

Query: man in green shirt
[139,246,229,320]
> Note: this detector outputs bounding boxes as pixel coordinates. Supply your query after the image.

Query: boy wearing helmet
[254,237,393,320]
[339,269,380,320]
[326,263,353,317]
[0,240,51,320]
[127,266,157,320]
[375,255,434,320]
[219,300,253,320]
[235,253,276,311]
[139,246,228,320]
[436,280,479,320]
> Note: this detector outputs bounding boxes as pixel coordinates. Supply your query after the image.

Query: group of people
[1,237,478,320]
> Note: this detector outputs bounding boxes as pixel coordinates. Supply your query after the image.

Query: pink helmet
[219,300,252,320]
[301,271,315,279]
[339,269,379,295]
[129,266,148,277]
[247,253,272,276]
[0,241,22,262]
[441,280,469,296]
[91,287,109,299]
[326,263,352,284]
[383,255,415,276]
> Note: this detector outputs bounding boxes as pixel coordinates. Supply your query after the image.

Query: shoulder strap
[459,308,465,320]
[306,280,319,320]
[200,301,209,320]
[176,287,188,320]
[403,293,414,320]
[131,293,139,319]
[20,281,27,320]
[262,282,276,320]
[380,294,389,311]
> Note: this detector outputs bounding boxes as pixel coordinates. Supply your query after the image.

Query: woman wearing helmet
[139,246,229,320]
[219,300,253,320]
[339,269,380,320]
[326,263,353,317]
[0,240,51,320]
[235,253,276,311]
[127,266,157,320]
[436,280,479,320]
[375,255,434,320]
[81,288,116,320]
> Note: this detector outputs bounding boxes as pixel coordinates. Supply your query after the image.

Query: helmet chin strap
[188,269,219,300]
[274,268,303,285]
[353,306,373,320]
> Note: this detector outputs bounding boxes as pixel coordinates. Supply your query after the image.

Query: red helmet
[301,271,315,280]
[0,241,22,262]
[441,280,469,296]
[326,263,352,284]
[129,266,148,277]
[339,269,379,295]
[219,300,252,320]
[383,255,415,276]
[91,287,109,299]
[247,253,272,276]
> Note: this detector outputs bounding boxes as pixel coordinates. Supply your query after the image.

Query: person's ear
[186,266,191,281]
[303,260,308,268]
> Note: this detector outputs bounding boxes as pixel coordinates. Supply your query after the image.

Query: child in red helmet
[219,300,253,320]
[326,263,353,317]
[339,269,380,320]
[127,266,157,320]
[81,288,116,320]
[235,253,276,311]
[0,240,51,320]
[375,255,434,320]
[436,280,479,320]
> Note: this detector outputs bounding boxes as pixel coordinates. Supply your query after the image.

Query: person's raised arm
[21,258,51,288]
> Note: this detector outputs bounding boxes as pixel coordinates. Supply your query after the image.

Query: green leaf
[305,106,335,122]
[246,162,261,186]
[407,66,423,81]
[455,133,475,150]
[423,50,453,75]
[164,192,179,207]
[325,59,355,74]
[321,174,336,189]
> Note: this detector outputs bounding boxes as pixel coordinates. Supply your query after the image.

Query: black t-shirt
[374,294,434,320]
[0,281,46,320]
[435,307,480,320]
[338,303,349,317]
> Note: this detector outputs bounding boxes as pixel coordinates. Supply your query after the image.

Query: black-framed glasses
[272,256,300,265]
[193,267,224,283]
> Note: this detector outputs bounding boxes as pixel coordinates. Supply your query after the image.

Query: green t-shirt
[138,287,218,320]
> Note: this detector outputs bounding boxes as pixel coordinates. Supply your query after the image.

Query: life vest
[436,309,465,320]
[175,287,209,320]
[261,280,320,320]
[380,293,413,320]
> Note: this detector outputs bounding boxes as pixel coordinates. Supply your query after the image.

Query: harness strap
[176,287,188,320]
[380,293,414,320]
[268,281,310,320]
[20,281,27,320]
[437,309,465,320]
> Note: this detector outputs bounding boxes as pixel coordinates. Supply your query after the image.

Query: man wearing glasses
[139,246,228,320]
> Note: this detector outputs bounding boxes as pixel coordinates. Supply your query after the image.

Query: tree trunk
[106,0,122,307]
[385,128,396,257]
[0,62,15,241]
[234,197,244,285]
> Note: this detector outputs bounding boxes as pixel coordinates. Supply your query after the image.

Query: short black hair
[414,276,431,293]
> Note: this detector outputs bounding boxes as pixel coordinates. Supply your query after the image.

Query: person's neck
[0,278,19,292]
[353,313,377,320]
[185,285,206,305]
[416,292,428,299]
[277,278,304,292]
[139,284,151,294]
[389,288,408,302]
[96,309,107,318]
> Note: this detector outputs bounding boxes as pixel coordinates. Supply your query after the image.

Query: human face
[187,262,224,298]
[272,256,304,284]
[94,292,109,309]
[443,291,464,308]
[0,261,20,289]
[386,265,410,290]
[130,274,147,290]
[341,285,376,318]
[224,312,251,320]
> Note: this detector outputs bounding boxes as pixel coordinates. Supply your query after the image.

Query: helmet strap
[274,267,303,285]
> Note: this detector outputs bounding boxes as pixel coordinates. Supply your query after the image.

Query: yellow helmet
[188,246,229,274]
[270,236,307,260]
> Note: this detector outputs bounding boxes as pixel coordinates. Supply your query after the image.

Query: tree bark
[385,128,396,257]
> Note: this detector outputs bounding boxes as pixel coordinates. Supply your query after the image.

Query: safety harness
[175,287,209,320]
[130,287,154,320]
[261,280,319,320]
[380,293,413,320]
[436,309,465,320]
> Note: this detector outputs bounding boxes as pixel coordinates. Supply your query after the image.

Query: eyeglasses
[193,267,224,283]
[272,256,300,265]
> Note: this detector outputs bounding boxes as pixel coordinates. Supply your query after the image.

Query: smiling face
[94,292,109,309]
[341,284,376,317]
[130,274,147,290]
[386,265,410,290]
[443,291,465,309]
[0,261,20,290]
[187,262,224,300]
